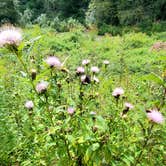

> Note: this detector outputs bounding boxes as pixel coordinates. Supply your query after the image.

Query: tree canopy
[0,0,165,26]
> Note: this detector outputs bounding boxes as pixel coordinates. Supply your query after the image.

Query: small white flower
[103,60,109,65]
[81,75,86,82]
[82,59,90,65]
[93,76,99,83]
[25,100,34,110]
[90,111,96,115]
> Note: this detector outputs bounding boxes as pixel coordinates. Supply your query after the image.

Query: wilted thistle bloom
[76,66,85,74]
[36,81,49,93]
[81,75,91,84]
[46,56,61,68]
[81,75,86,82]
[93,76,99,83]
[67,107,75,115]
[147,109,165,124]
[112,87,124,98]
[25,100,34,110]
[0,26,22,47]
[125,102,134,110]
[103,60,110,65]
[121,102,134,117]
[91,66,100,73]
[82,59,90,65]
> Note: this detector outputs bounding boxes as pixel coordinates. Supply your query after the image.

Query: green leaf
[143,73,164,86]
[77,136,85,144]
[91,143,100,151]
[122,155,134,166]
[84,143,100,163]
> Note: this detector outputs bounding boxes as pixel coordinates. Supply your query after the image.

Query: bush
[49,17,84,32]
[98,24,122,36]
[34,14,50,28]
[151,21,166,32]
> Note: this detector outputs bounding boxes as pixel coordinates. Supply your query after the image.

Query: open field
[0,26,166,165]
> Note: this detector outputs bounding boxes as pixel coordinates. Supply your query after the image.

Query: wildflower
[112,87,124,98]
[45,56,61,68]
[91,66,100,73]
[93,76,99,83]
[67,107,75,115]
[90,111,96,115]
[103,60,109,65]
[36,81,49,94]
[0,26,22,47]
[82,59,90,65]
[76,66,85,75]
[147,109,165,124]
[81,75,91,84]
[90,112,96,121]
[30,68,37,80]
[124,102,134,110]
[121,102,134,117]
[25,100,34,110]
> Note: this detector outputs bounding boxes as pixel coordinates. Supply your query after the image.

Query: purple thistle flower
[112,87,124,97]
[76,66,85,74]
[36,81,49,93]
[91,66,100,73]
[147,109,165,124]
[25,100,34,110]
[124,102,134,110]
[0,26,22,47]
[67,107,75,115]
[45,56,61,68]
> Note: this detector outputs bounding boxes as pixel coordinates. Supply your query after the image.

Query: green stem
[133,124,154,166]
[44,93,55,127]
[17,55,38,95]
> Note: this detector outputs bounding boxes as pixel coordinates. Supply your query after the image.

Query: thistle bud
[31,69,37,80]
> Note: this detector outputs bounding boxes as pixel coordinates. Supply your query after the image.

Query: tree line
[0,0,165,26]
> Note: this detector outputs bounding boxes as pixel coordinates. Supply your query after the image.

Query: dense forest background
[0,0,166,27]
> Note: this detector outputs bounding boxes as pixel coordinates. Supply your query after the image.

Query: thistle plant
[0,26,165,165]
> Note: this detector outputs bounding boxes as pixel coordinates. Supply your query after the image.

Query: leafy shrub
[151,21,166,32]
[123,32,153,49]
[19,8,33,27]
[98,24,122,36]
[50,17,84,32]
[34,14,50,28]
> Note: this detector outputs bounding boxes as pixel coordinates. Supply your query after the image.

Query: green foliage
[0,0,165,27]
[0,27,166,165]
[98,24,122,36]
[0,0,19,24]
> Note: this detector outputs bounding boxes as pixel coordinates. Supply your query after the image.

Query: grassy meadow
[0,25,166,165]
